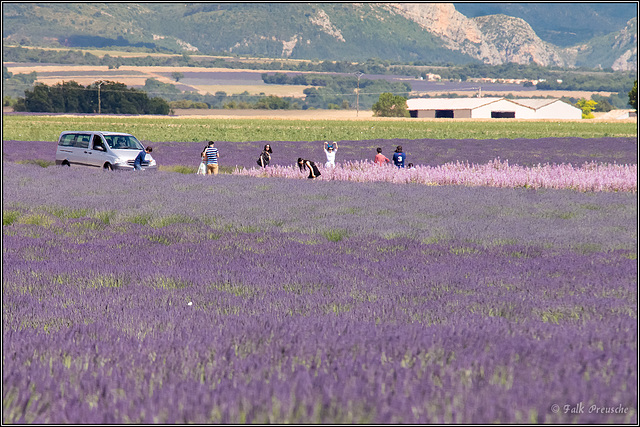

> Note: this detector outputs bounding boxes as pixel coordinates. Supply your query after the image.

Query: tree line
[11,81,170,115]
[8,77,635,115]
[4,45,635,94]
[143,75,410,111]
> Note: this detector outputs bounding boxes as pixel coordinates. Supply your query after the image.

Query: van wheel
[61,160,70,167]
[103,163,113,171]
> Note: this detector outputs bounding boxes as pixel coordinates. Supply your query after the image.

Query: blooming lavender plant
[3,161,638,423]
[3,218,637,423]
[3,137,637,170]
[2,162,637,250]
[234,159,637,192]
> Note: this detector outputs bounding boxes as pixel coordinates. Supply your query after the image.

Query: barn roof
[406,97,503,110]
[407,97,580,112]
[507,98,560,110]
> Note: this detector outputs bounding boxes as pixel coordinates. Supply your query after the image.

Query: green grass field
[2,115,636,143]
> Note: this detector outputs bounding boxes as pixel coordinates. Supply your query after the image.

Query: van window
[75,134,91,149]
[92,135,106,151]
[104,135,144,150]
[59,134,77,146]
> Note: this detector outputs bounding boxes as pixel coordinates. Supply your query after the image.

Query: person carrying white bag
[196,144,207,175]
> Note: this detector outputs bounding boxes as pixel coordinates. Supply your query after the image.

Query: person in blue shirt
[134,146,152,170]
[392,145,405,168]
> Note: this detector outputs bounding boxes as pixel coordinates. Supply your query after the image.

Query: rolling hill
[2,3,637,70]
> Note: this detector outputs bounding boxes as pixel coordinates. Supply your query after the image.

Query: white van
[55,131,157,170]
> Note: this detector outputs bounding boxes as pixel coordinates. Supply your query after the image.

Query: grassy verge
[158,165,236,174]
[2,115,636,142]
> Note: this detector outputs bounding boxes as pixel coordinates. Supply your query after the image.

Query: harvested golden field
[4,45,316,64]
[170,108,636,124]
[4,64,311,96]
[189,84,308,97]
[5,63,620,100]
[3,105,635,123]
[170,108,372,120]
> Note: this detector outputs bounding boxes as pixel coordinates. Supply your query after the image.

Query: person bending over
[298,158,321,179]
[134,146,152,171]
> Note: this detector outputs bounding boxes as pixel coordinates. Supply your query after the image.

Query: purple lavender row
[235,160,637,192]
[2,137,637,169]
[3,217,637,423]
[3,162,637,251]
[3,161,636,422]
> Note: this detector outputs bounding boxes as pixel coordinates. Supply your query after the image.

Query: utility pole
[92,80,104,114]
[98,81,103,114]
[354,72,364,116]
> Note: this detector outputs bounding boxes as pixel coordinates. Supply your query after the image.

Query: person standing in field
[134,146,152,171]
[205,141,219,175]
[197,145,207,175]
[298,158,321,179]
[392,145,405,168]
[323,141,338,168]
[258,144,273,168]
[374,147,390,165]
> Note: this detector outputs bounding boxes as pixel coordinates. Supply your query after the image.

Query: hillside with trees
[2,3,636,69]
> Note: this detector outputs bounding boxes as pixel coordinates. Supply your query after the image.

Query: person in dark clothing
[297,158,321,179]
[134,146,152,170]
[392,145,405,168]
[258,144,273,168]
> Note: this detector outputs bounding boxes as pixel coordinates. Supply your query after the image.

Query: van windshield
[104,135,144,150]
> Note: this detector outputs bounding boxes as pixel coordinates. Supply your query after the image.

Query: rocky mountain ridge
[385,3,635,70]
[2,3,637,70]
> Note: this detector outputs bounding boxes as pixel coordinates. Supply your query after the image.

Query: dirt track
[170,108,374,120]
[3,106,635,123]
[170,108,636,123]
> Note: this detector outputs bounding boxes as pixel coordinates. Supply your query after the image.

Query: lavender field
[3,136,637,170]
[2,148,637,423]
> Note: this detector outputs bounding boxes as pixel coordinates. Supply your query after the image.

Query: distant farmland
[4,63,614,100]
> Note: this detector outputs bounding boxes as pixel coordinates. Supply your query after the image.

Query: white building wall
[407,97,583,119]
[534,101,582,120]
[471,99,534,119]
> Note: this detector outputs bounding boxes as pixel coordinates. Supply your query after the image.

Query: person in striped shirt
[204,141,219,175]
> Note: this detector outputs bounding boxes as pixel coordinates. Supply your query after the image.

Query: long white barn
[406,97,582,120]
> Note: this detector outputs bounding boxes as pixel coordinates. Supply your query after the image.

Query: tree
[576,98,597,119]
[3,65,13,79]
[171,72,184,82]
[629,80,637,112]
[591,94,613,112]
[372,93,408,117]
[16,80,170,114]
[22,83,54,112]
[255,95,290,110]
